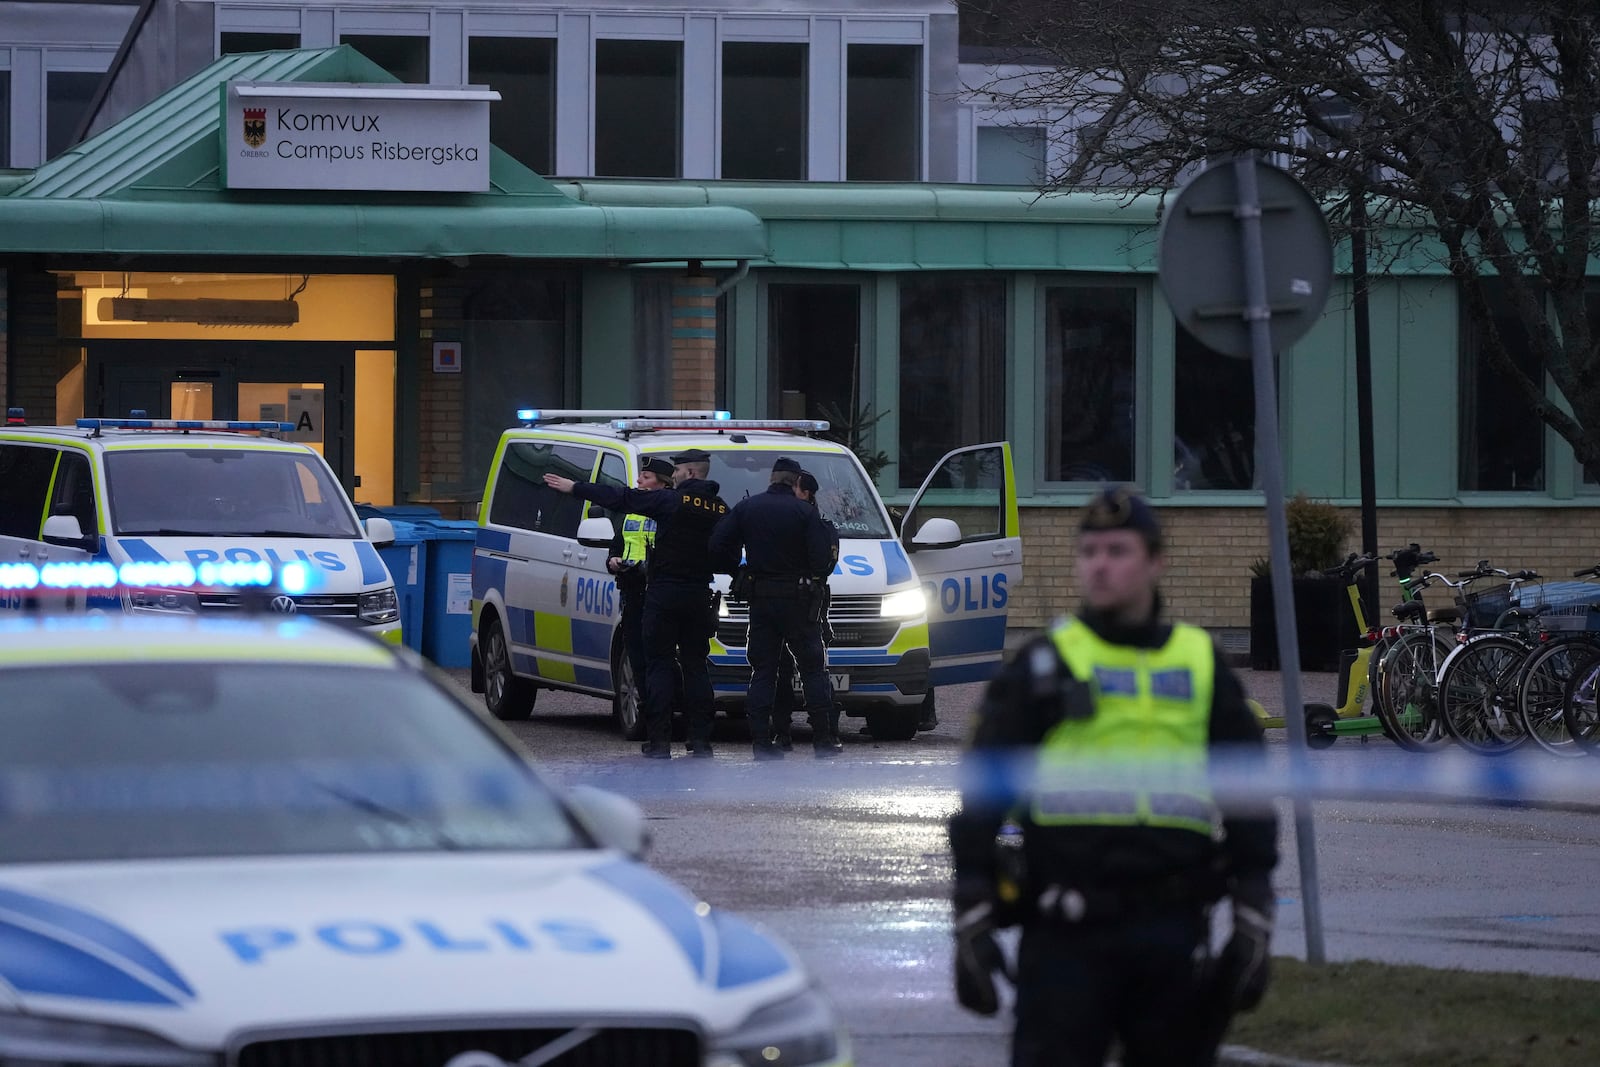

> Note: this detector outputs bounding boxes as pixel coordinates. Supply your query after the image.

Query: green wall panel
[579,269,634,406]
[1394,277,1458,499]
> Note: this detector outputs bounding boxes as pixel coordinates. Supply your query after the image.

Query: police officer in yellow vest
[607,456,676,741]
[948,487,1278,1067]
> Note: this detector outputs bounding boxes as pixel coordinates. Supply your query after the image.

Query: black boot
[751,740,785,761]
[813,732,843,757]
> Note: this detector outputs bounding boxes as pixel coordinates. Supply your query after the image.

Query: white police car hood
[0,852,805,1048]
[714,537,920,599]
[112,534,393,591]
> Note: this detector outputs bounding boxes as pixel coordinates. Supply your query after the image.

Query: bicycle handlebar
[1574,564,1600,579]
[1321,552,1379,578]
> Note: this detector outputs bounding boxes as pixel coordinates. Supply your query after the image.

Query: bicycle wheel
[1437,635,1533,755]
[1561,648,1600,755]
[1515,637,1598,757]
[1377,628,1453,751]
[1366,633,1396,722]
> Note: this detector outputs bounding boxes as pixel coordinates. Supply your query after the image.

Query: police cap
[671,448,712,464]
[1079,486,1162,550]
[797,470,820,493]
[642,456,676,480]
[772,456,803,475]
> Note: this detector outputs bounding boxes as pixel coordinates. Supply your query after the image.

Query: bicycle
[1365,543,1440,731]
[1515,563,1600,757]
[1434,563,1547,755]
[1371,564,1483,751]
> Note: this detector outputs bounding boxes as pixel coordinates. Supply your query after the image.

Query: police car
[0,611,850,1066]
[469,411,1022,740]
[0,418,400,640]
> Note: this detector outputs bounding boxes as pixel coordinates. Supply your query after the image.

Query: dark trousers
[773,643,838,739]
[1011,910,1219,1067]
[747,597,832,742]
[620,591,647,694]
[642,579,713,746]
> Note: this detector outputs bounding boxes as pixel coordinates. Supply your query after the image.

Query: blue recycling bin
[416,519,479,668]
[373,520,426,653]
[356,503,442,521]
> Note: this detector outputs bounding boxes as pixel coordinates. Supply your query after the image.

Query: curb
[1220,1045,1357,1067]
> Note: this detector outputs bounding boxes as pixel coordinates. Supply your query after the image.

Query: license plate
[829,673,850,692]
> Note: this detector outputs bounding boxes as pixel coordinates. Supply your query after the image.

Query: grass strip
[1227,958,1599,1066]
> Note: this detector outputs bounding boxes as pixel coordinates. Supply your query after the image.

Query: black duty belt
[1033,875,1219,925]
[749,575,812,598]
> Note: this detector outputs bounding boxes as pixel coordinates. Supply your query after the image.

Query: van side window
[0,444,59,540]
[490,442,597,538]
[49,452,99,537]
[589,451,629,524]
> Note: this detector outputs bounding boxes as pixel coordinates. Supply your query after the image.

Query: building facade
[4,0,1597,643]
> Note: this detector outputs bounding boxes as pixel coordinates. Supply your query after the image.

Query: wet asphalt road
[438,668,1600,1066]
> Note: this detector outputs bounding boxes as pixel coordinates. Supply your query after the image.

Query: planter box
[1248,574,1355,673]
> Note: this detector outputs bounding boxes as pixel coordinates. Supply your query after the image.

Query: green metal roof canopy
[0,47,767,262]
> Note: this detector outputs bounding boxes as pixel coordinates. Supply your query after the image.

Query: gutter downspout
[713,259,751,297]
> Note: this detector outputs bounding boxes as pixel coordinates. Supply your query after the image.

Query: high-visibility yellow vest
[620,514,655,563]
[1030,618,1217,837]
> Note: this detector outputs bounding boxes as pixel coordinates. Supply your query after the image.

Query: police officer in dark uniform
[607,455,677,741]
[771,469,840,750]
[710,456,840,759]
[544,449,729,759]
[948,487,1279,1067]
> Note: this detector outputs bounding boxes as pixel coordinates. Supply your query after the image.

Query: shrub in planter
[1249,495,1354,671]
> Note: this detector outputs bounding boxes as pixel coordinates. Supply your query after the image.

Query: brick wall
[416,274,465,506]
[670,275,716,409]
[1008,504,1600,640]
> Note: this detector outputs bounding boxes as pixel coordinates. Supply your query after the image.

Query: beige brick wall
[1009,504,1600,636]
[417,278,465,502]
[670,276,717,409]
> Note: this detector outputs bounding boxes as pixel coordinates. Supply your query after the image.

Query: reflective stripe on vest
[1031,618,1217,836]
[620,513,655,563]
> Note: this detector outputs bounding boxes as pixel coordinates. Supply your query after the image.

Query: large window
[1043,286,1136,484]
[846,44,920,181]
[1460,281,1544,492]
[899,278,1006,488]
[1174,322,1258,491]
[489,442,595,537]
[768,282,864,453]
[470,36,554,176]
[220,32,300,56]
[595,40,681,178]
[0,445,57,539]
[976,126,1045,186]
[46,71,102,159]
[0,72,10,168]
[722,42,806,180]
[341,35,428,83]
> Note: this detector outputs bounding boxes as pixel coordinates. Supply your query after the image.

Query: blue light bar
[610,418,830,433]
[75,419,296,432]
[516,408,540,423]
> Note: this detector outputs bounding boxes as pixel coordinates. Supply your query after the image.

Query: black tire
[1437,635,1530,755]
[1515,637,1596,758]
[1366,633,1395,722]
[865,707,920,741]
[612,646,646,741]
[1561,648,1600,755]
[1377,629,1453,752]
[1304,704,1337,749]
[916,689,939,731]
[482,615,537,721]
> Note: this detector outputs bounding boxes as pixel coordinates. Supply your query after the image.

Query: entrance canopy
[0,46,767,262]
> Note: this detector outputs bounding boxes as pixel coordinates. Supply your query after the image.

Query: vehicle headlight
[706,986,847,1067]
[879,587,927,619]
[358,585,399,624]
[719,596,730,618]
[0,1010,215,1065]
[126,587,200,613]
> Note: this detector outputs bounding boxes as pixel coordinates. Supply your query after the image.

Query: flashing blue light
[712,410,733,420]
[129,409,148,418]
[279,562,311,594]
[75,418,297,432]
[516,408,540,422]
[197,561,273,587]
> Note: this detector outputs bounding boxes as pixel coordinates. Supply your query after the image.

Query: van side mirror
[363,516,396,548]
[41,515,95,552]
[566,785,650,858]
[907,517,962,551]
[576,517,615,549]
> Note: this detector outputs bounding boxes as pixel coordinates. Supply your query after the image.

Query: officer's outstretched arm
[803,509,834,577]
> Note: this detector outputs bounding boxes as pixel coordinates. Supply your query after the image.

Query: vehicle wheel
[916,689,939,731]
[482,615,537,721]
[612,648,646,741]
[1516,638,1595,758]
[1377,630,1453,752]
[1366,634,1395,722]
[1561,649,1600,755]
[1438,635,1530,755]
[1304,704,1337,749]
[865,707,920,742]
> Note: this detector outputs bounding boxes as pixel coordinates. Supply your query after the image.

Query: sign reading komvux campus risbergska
[221,82,497,192]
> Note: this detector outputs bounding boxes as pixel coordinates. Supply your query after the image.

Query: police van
[470,411,1022,740]
[0,418,401,639]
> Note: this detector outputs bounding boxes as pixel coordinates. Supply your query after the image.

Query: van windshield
[105,449,361,538]
[701,448,891,537]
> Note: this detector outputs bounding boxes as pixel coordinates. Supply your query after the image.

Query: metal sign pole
[1232,156,1327,964]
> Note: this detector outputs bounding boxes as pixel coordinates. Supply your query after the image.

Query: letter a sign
[285,388,324,444]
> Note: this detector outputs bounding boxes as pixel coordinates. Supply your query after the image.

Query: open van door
[901,442,1022,686]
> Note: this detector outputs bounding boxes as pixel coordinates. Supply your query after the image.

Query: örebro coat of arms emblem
[243,107,267,148]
